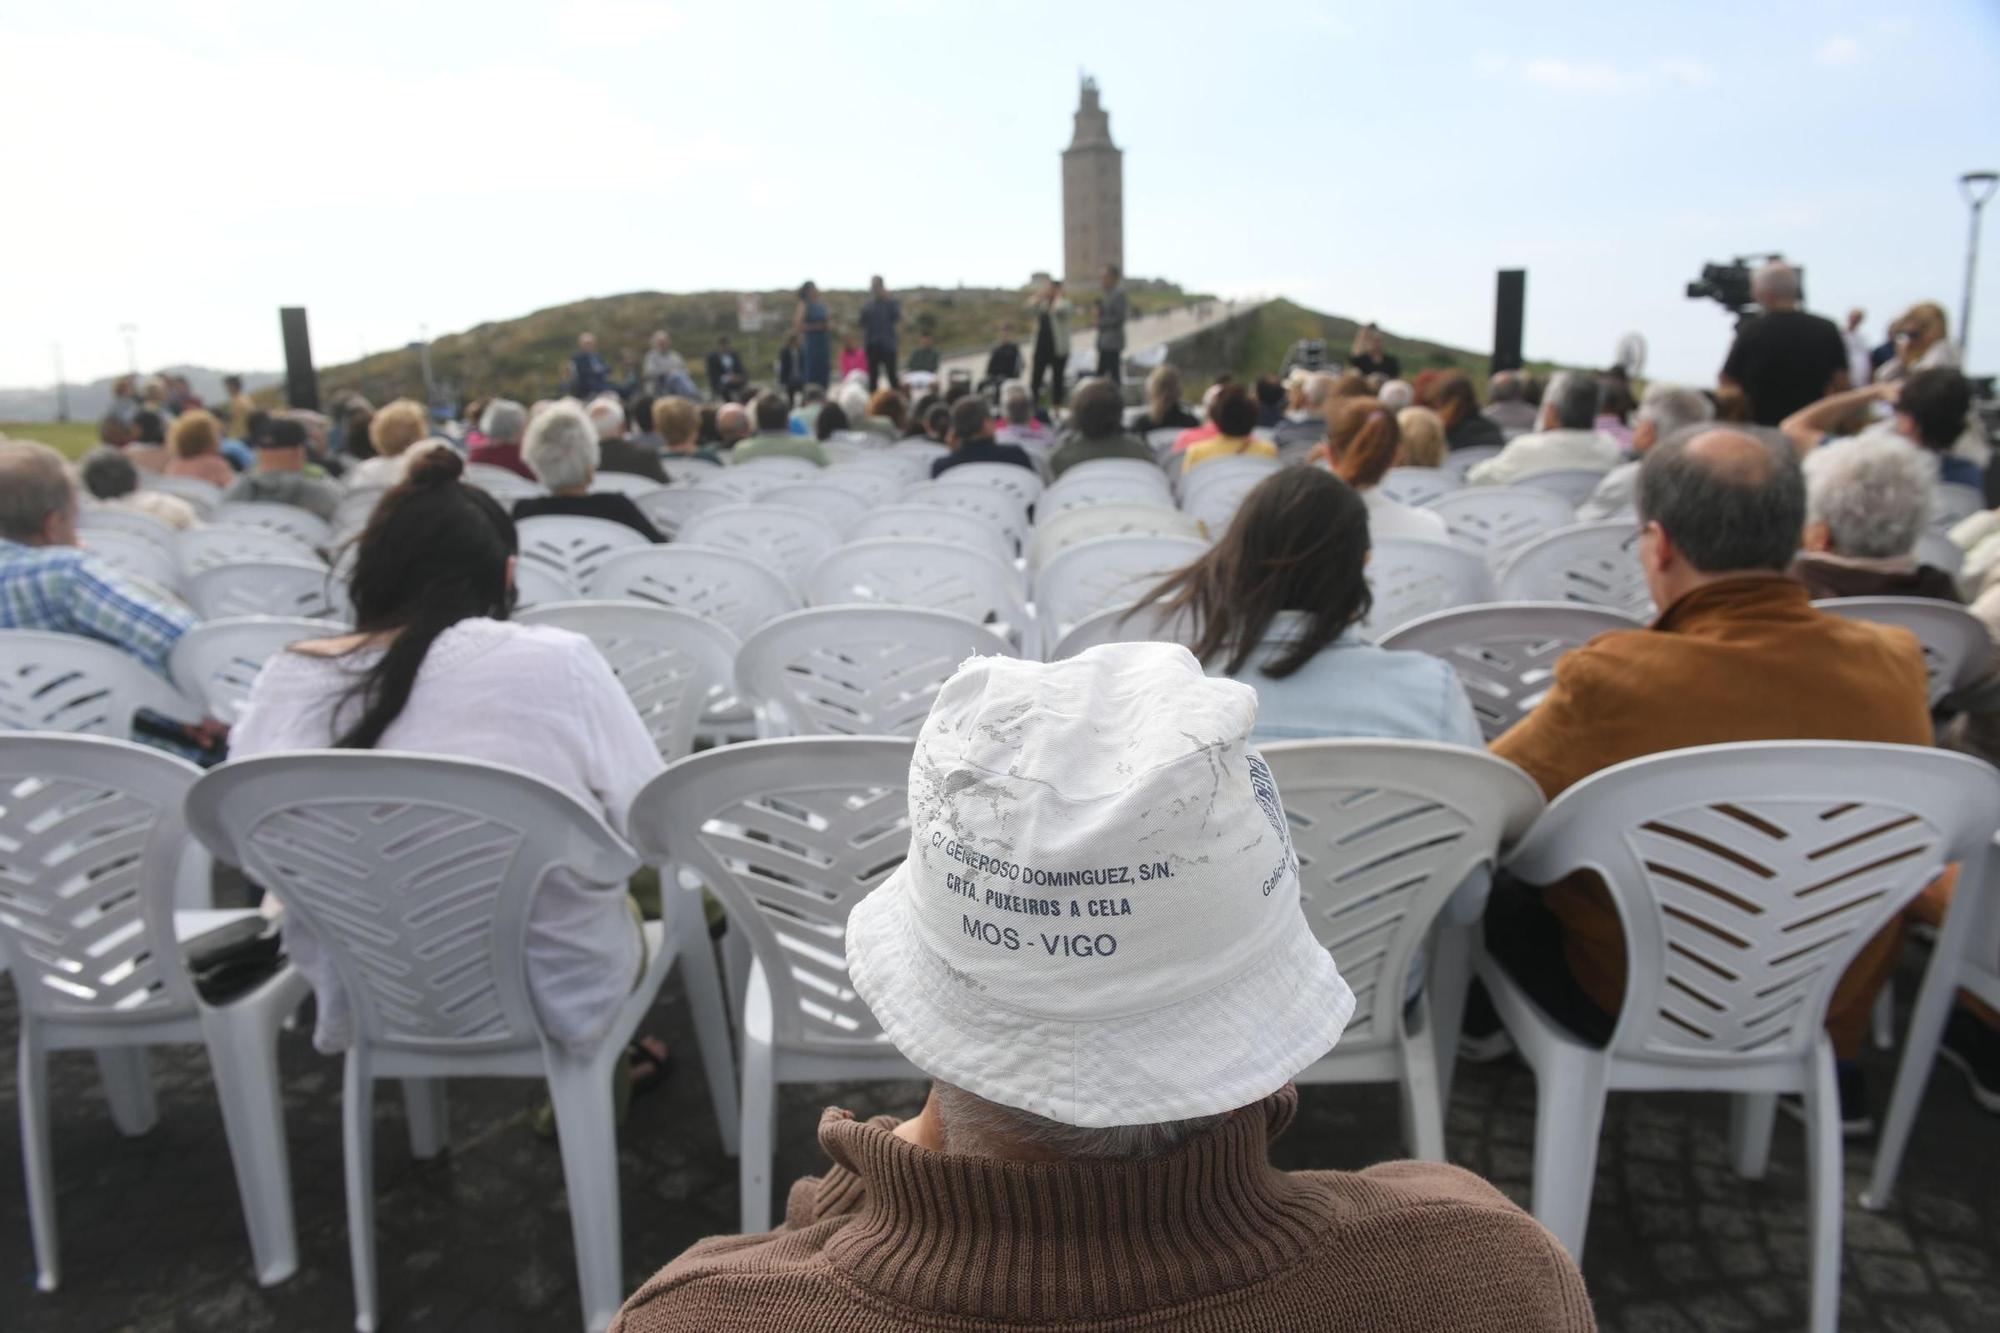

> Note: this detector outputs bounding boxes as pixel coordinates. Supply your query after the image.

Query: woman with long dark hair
[1125,467,1479,745]
[230,449,665,1063]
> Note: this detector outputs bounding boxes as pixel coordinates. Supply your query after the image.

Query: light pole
[1960,170,1999,365]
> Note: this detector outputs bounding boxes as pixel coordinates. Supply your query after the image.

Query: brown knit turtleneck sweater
[612,1086,1594,1331]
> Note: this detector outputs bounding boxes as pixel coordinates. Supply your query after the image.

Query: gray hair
[1638,427,1803,573]
[521,402,600,490]
[1802,434,1935,559]
[479,398,527,444]
[80,445,140,500]
[1378,379,1414,411]
[932,1082,1226,1162]
[1635,382,1715,440]
[1543,371,1602,430]
[1488,370,1525,402]
[0,439,75,541]
[1753,261,1801,306]
[1303,371,1339,411]
[585,394,626,440]
[836,381,871,422]
[1000,380,1033,424]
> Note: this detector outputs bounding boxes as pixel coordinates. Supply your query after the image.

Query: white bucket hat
[846,642,1354,1128]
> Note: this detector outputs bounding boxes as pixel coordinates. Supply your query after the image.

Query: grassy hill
[1218,298,1550,393]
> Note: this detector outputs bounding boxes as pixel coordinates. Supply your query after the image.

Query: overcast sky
[3,0,1997,393]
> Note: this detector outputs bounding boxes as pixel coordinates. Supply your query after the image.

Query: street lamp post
[1960,170,1999,365]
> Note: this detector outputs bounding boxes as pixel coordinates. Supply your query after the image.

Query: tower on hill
[1062,76,1123,286]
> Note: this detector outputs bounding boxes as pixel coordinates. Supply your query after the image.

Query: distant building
[1061,76,1123,286]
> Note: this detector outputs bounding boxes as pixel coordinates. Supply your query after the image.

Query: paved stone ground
[3,943,1996,1332]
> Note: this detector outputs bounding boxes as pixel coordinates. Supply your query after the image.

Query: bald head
[1751,262,1801,311]
[1638,426,1803,574]
[0,439,77,543]
[717,403,750,444]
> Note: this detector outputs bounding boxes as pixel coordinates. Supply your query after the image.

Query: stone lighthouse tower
[1061,75,1123,286]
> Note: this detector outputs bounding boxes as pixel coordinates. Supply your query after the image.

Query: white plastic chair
[732,455,822,482]
[176,524,322,577]
[186,750,737,1333]
[1441,446,1502,486]
[463,462,544,502]
[170,616,347,724]
[849,503,1013,566]
[628,738,923,1232]
[1513,468,1611,507]
[1496,520,1655,618]
[187,558,345,621]
[139,472,224,517]
[1915,528,1965,578]
[587,546,802,641]
[1812,596,1992,706]
[737,606,1014,736]
[1145,426,1186,454]
[1056,456,1172,494]
[1039,471,1175,519]
[1376,602,1641,741]
[1044,602,1194,660]
[1932,481,1985,533]
[1424,487,1578,565]
[330,486,388,540]
[901,480,1030,554]
[1181,456,1281,536]
[79,506,177,551]
[809,539,1028,639]
[1362,538,1500,637]
[1477,741,2000,1333]
[678,504,843,588]
[1377,468,1454,509]
[1027,501,1204,572]
[214,501,332,550]
[1264,741,1543,1158]
[0,734,310,1294]
[516,514,653,589]
[517,601,739,763]
[1032,535,1207,643]
[819,465,912,506]
[78,528,183,593]
[589,471,666,498]
[0,630,196,734]
[512,559,580,610]
[936,460,1045,507]
[889,438,950,468]
[661,456,722,485]
[759,484,873,535]
[634,485,732,537]
[693,467,785,502]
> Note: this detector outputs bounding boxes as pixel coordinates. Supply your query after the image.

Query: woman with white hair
[469,398,535,480]
[511,401,664,540]
[1790,433,1957,601]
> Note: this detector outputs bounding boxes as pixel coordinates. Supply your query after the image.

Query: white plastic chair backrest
[0,630,193,734]
[1260,741,1543,1049]
[733,455,822,482]
[1046,602,1195,660]
[168,616,346,724]
[661,456,722,485]
[634,485,731,537]
[1027,502,1204,573]
[1039,471,1175,519]
[511,558,579,610]
[694,467,788,501]
[678,503,843,587]
[1505,741,2000,1064]
[761,484,872,534]
[1812,596,1993,704]
[935,460,1044,507]
[1376,468,1453,509]
[586,545,801,641]
[330,486,388,538]
[1145,427,1185,453]
[0,734,205,1022]
[187,558,344,621]
[78,529,181,592]
[1496,520,1654,617]
[589,471,666,498]
[1424,487,1579,564]
[1033,535,1207,638]
[850,504,1013,566]
[1362,538,1500,637]
[889,439,950,466]
[1915,529,1965,577]
[138,472,223,516]
[821,465,913,505]
[901,481,1030,553]
[1181,458,1281,537]
[516,600,738,763]
[186,751,639,1055]
[627,738,914,1052]
[463,462,544,501]
[515,513,652,588]
[79,507,177,550]
[175,524,320,576]
[1057,457,1171,494]
[1440,446,1502,486]
[808,539,1026,626]
[1375,602,1642,741]
[1513,469,1610,507]
[820,438,872,467]
[214,501,332,549]
[737,606,1014,737]
[1178,453,1280,508]
[1933,482,1985,532]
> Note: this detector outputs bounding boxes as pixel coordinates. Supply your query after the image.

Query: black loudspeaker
[279,307,319,411]
[1492,270,1526,373]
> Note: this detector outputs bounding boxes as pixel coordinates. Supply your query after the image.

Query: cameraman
[1719,261,1849,426]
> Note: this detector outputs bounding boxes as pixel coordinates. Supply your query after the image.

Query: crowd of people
[2,257,1998,1330]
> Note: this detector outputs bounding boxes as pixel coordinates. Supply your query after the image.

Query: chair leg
[1803,1040,1844,1333]
[739,1033,776,1234]
[95,1046,158,1137]
[1401,1012,1447,1162]
[721,927,752,1030]
[1871,985,1896,1051]
[401,1080,449,1161]
[1728,1093,1777,1181]
[1528,1052,1608,1262]
[548,1050,624,1333]
[342,1054,380,1333]
[671,891,741,1157]
[19,1029,60,1292]
[204,1012,300,1286]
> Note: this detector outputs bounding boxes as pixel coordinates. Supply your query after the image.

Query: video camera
[1685,253,1802,323]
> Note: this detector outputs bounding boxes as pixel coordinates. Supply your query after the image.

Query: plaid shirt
[0,539,196,677]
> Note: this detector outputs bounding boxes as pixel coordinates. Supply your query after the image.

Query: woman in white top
[1310,396,1451,542]
[230,448,664,1057]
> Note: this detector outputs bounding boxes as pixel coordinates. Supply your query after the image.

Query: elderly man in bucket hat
[614,645,1594,1332]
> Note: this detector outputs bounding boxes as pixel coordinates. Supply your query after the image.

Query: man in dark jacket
[570,333,612,399]
[706,339,747,401]
[932,396,1034,478]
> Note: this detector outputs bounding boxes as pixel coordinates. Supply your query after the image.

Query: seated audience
[653,397,719,465]
[1577,383,1715,520]
[716,402,752,451]
[588,395,668,483]
[864,388,908,439]
[0,439,196,677]
[125,409,171,473]
[906,330,940,374]
[993,381,1049,447]
[1253,373,1288,428]
[1483,371,1539,437]
[1791,434,1959,601]
[223,419,344,520]
[1466,372,1620,485]
[789,384,827,435]
[1312,399,1450,541]
[231,448,663,1059]
[1133,364,1200,433]
[812,402,850,441]
[1050,378,1153,478]
[470,398,536,479]
[1429,372,1506,452]
[1875,300,1957,382]
[1394,406,1448,469]
[1272,371,1336,456]
[80,445,199,530]
[165,409,237,489]
[984,322,1024,384]
[612,644,1590,1333]
[1594,374,1635,449]
[932,397,1034,479]
[1781,367,1981,489]
[1172,381,1231,453]
[511,402,665,540]
[734,391,829,466]
[1181,385,1277,473]
[1480,428,1932,1133]
[1378,379,1414,411]
[348,398,432,487]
